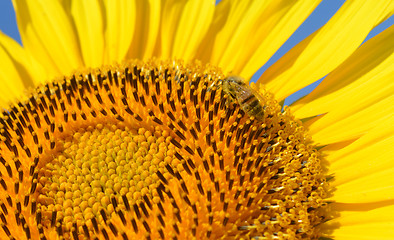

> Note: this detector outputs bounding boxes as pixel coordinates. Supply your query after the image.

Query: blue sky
[1,0,393,106]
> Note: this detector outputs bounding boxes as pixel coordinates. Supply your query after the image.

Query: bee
[213,76,265,121]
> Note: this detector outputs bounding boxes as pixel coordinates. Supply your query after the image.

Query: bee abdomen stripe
[248,99,261,110]
[240,95,255,105]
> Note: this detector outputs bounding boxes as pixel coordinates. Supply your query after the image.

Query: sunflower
[0,0,393,239]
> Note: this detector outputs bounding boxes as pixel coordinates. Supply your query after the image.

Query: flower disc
[0,60,327,239]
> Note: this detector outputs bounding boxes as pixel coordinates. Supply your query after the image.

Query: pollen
[0,60,327,239]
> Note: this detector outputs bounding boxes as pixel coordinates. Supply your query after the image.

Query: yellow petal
[160,0,214,61]
[199,0,271,74]
[292,24,394,119]
[13,0,83,78]
[103,0,136,64]
[160,0,191,59]
[0,31,52,105]
[323,117,394,203]
[237,0,321,79]
[308,95,393,145]
[331,167,394,203]
[323,203,394,240]
[325,117,394,166]
[0,44,25,106]
[127,0,161,60]
[0,31,43,87]
[259,1,394,100]
[198,0,319,79]
[71,0,104,68]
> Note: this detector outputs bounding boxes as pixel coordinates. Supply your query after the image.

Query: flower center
[0,60,327,239]
[37,124,170,235]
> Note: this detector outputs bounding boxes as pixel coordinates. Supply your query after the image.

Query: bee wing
[232,82,261,102]
[246,82,266,102]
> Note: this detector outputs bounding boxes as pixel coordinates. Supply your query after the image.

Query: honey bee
[214,76,265,121]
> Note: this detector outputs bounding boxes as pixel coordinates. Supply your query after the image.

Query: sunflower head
[1,0,392,239]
